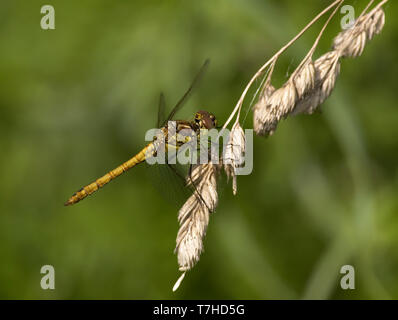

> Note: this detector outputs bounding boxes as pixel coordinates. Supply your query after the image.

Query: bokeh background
[0,0,397,299]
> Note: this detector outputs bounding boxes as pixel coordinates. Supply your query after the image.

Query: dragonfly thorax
[194,110,217,130]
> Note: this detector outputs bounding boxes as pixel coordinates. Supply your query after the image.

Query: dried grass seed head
[332,8,386,58]
[291,90,323,115]
[315,50,341,102]
[223,122,245,195]
[253,84,277,136]
[253,79,298,136]
[268,80,298,118]
[175,163,219,272]
[292,51,340,115]
[292,60,316,98]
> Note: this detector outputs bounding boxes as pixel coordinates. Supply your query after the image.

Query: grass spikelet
[332,6,386,58]
[315,50,341,103]
[253,84,276,136]
[223,122,246,195]
[175,163,219,275]
[253,80,297,136]
[293,60,316,98]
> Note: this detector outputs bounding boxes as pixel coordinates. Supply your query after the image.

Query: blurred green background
[0,0,397,299]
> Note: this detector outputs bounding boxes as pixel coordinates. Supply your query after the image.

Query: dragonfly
[65,60,217,206]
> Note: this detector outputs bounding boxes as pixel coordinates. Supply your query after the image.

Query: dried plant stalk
[221,0,345,134]
[293,3,386,115]
[253,1,387,126]
[172,0,389,291]
[252,0,343,135]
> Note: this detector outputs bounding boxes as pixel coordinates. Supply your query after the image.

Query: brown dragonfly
[65,60,217,206]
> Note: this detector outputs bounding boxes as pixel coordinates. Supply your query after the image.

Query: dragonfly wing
[149,59,210,206]
[163,59,210,126]
[157,92,166,128]
[145,161,193,208]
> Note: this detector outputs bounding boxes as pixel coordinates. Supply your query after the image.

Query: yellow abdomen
[65,143,154,206]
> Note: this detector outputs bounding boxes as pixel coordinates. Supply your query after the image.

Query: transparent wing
[145,161,193,208]
[157,92,166,128]
[151,59,210,206]
[160,59,210,127]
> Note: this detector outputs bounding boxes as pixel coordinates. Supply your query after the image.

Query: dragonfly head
[194,110,217,130]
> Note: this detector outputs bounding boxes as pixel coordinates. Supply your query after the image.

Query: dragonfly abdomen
[65,143,154,206]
